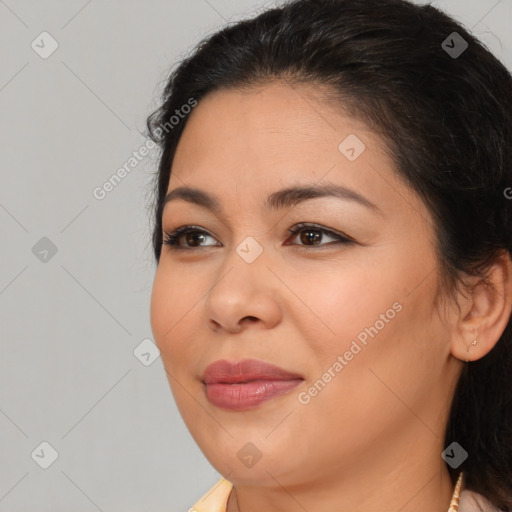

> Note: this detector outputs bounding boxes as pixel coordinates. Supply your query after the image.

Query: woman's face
[150,83,460,490]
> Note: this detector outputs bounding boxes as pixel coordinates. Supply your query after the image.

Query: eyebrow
[162,183,382,216]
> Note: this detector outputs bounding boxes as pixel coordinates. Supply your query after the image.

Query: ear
[450,250,512,362]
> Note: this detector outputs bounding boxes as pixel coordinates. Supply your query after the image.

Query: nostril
[240,316,259,326]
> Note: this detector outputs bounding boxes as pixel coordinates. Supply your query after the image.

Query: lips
[201,358,303,384]
[201,359,304,410]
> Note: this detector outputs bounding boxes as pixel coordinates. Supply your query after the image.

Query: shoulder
[459,488,505,512]
[189,477,233,512]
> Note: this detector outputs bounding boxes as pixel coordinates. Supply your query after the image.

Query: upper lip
[201,358,304,384]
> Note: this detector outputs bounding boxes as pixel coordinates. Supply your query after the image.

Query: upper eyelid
[164,223,341,237]
[288,224,352,242]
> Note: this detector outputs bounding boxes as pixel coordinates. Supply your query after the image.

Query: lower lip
[204,379,303,410]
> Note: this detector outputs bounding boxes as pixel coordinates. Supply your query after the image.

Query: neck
[226,440,455,512]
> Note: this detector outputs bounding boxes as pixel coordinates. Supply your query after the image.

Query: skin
[150,82,512,512]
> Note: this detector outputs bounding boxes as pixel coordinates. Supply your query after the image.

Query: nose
[203,254,282,334]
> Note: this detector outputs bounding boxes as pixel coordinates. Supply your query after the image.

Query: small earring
[466,339,477,362]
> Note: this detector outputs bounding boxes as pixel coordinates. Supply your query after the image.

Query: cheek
[150,266,206,412]
[297,306,429,444]
[288,257,434,386]
[285,261,397,345]
[150,265,200,356]
[150,266,172,345]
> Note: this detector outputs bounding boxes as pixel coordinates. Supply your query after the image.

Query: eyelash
[162,223,354,251]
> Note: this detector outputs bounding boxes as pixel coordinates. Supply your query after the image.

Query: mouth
[202,378,304,410]
[201,358,304,410]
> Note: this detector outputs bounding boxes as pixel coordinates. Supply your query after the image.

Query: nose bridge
[206,193,277,288]
[219,204,269,269]
[214,232,268,291]
[203,230,281,332]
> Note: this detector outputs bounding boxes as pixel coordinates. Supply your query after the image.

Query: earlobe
[451,250,512,363]
[463,338,478,363]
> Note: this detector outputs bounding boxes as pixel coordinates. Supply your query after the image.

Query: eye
[286,223,354,247]
[162,226,219,250]
[162,223,355,252]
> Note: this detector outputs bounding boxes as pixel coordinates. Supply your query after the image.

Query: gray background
[0,0,510,510]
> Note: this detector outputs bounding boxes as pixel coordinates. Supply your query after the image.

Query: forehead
[172,83,384,180]
[167,82,427,226]
[177,82,356,149]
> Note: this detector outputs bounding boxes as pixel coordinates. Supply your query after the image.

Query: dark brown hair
[146,0,512,508]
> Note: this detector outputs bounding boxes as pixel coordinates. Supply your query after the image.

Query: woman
[146,0,512,510]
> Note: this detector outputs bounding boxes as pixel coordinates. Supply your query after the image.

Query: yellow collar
[191,478,233,512]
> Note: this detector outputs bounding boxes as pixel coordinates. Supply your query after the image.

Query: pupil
[301,229,321,245]
[187,233,204,246]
